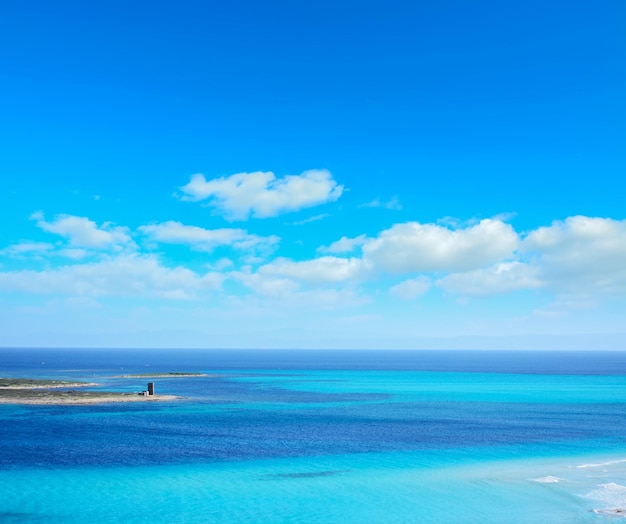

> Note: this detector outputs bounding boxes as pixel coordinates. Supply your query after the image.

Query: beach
[0,391,179,405]
[0,377,179,405]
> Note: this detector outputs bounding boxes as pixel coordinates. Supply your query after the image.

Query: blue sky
[1,0,625,349]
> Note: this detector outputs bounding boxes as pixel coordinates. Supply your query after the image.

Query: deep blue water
[2,348,626,522]
[4,347,626,373]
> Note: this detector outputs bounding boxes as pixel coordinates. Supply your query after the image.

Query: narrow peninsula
[0,378,178,405]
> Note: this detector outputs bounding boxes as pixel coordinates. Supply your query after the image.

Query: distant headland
[116,372,210,378]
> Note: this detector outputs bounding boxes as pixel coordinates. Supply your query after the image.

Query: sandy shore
[0,391,180,405]
[0,378,180,405]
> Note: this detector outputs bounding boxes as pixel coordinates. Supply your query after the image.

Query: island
[0,378,179,405]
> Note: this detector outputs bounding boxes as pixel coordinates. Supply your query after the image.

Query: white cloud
[0,242,55,257]
[259,256,364,285]
[7,210,625,317]
[363,219,519,273]
[177,169,344,220]
[206,258,234,271]
[360,196,402,210]
[437,262,542,296]
[139,221,279,252]
[318,234,368,254]
[434,216,626,298]
[229,255,367,307]
[492,212,518,222]
[292,214,330,226]
[390,276,431,300]
[32,213,135,251]
[232,268,366,308]
[522,216,626,295]
[57,248,89,260]
[232,270,299,299]
[436,216,465,228]
[0,255,223,300]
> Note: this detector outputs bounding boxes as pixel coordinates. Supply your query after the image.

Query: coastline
[0,390,180,405]
[0,377,180,405]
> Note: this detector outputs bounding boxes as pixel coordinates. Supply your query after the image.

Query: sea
[2,348,626,523]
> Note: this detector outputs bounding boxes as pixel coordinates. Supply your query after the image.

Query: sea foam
[531,476,562,484]
[585,482,626,518]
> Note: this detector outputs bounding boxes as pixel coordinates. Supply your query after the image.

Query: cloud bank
[3,208,625,313]
[0,254,223,300]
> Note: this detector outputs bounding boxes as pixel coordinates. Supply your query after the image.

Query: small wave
[591,508,626,518]
[577,459,626,469]
[531,476,562,484]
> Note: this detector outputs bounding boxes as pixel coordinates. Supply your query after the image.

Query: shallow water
[2,349,626,522]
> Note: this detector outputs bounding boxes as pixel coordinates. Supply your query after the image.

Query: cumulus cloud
[139,221,279,253]
[437,262,542,296]
[363,219,519,273]
[522,216,626,295]
[318,234,368,254]
[258,256,364,285]
[0,255,223,300]
[31,212,135,251]
[177,169,344,220]
[390,276,431,300]
[435,216,626,297]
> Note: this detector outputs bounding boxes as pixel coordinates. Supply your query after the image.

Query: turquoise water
[5,452,626,523]
[2,349,626,522]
